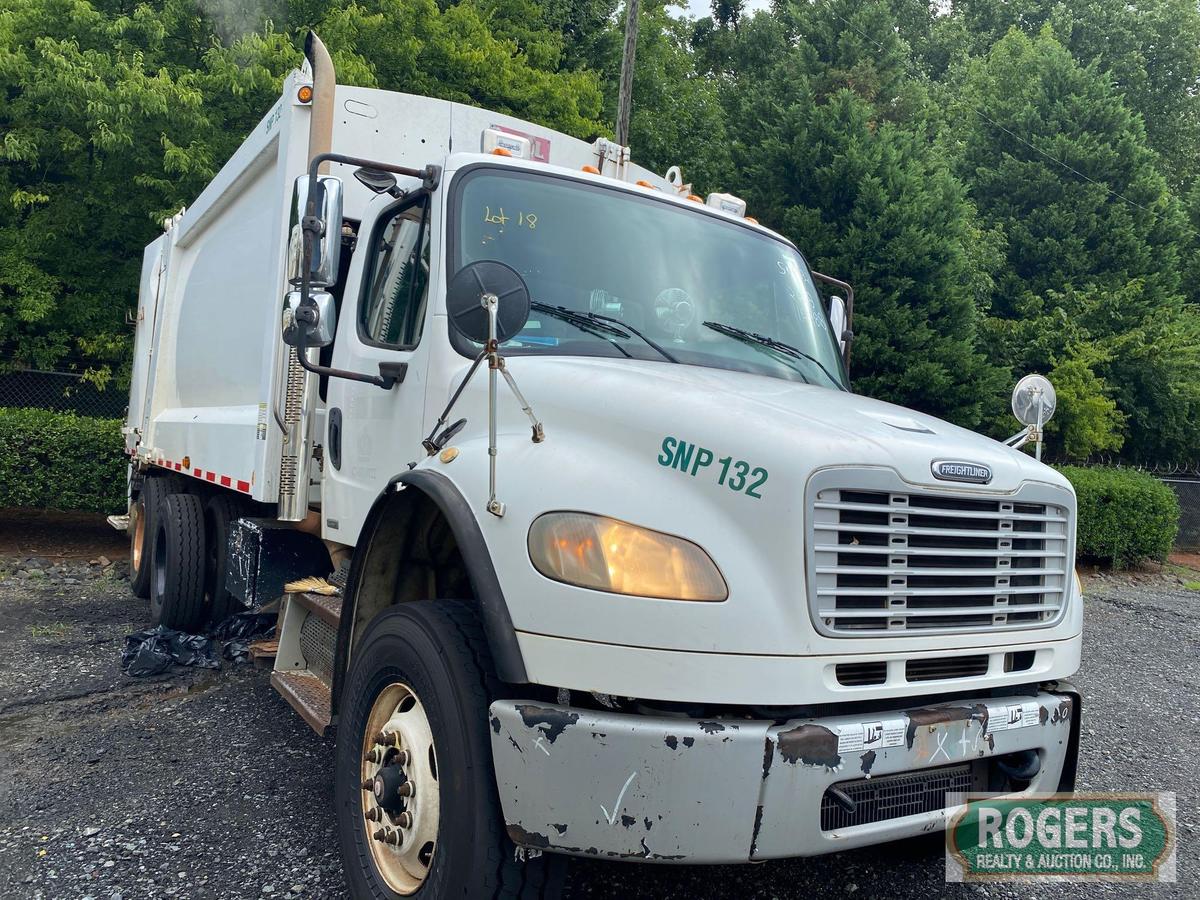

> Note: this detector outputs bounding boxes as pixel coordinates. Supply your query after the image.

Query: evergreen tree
[955,27,1200,460]
[721,6,1004,428]
[947,0,1200,187]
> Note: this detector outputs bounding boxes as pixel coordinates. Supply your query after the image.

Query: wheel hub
[372,763,409,814]
[359,682,440,895]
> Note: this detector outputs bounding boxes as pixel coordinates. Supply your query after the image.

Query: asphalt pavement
[0,551,1194,899]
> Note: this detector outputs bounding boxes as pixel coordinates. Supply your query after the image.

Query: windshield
[450,167,848,390]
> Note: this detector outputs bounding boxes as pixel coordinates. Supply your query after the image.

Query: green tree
[0,0,219,382]
[0,0,609,383]
[954,27,1200,460]
[947,0,1200,187]
[618,2,732,192]
[719,6,1003,428]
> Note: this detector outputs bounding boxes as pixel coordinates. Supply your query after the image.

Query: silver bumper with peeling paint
[488,691,1076,863]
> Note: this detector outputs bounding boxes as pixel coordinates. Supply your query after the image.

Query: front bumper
[489,689,1076,863]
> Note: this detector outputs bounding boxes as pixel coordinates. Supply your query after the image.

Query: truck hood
[444,353,1080,666]
[503,356,1065,494]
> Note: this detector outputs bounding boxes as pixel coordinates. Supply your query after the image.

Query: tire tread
[336,600,565,900]
[151,492,207,631]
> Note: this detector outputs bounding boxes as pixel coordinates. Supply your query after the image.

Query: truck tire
[334,600,566,899]
[149,492,207,632]
[204,492,253,626]
[129,474,185,599]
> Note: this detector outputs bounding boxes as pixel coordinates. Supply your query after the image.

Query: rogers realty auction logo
[946,794,1176,882]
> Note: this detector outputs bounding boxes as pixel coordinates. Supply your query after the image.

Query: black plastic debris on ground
[213,611,276,664]
[122,626,219,676]
[122,612,276,675]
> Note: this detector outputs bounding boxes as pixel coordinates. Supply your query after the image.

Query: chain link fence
[1162,478,1200,552]
[0,369,127,419]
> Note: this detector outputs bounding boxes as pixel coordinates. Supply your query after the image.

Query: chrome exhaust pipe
[279,32,337,522]
[304,32,335,174]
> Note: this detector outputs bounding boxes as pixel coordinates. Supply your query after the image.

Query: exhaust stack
[304,32,335,174]
[278,31,336,522]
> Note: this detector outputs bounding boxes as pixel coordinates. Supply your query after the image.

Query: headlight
[528,512,727,602]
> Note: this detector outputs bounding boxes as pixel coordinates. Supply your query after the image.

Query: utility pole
[616,0,640,147]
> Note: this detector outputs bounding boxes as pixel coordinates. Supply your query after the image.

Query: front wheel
[334,600,565,898]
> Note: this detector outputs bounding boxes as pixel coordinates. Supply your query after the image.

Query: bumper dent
[489,692,1075,864]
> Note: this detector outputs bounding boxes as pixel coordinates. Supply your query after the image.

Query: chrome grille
[808,472,1071,637]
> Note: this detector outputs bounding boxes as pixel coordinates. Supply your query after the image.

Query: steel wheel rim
[131,497,145,572]
[361,681,440,894]
[151,525,167,611]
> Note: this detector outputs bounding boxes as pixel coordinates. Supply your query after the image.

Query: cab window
[360,197,430,348]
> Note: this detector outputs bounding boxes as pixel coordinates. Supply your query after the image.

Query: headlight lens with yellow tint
[528,512,727,601]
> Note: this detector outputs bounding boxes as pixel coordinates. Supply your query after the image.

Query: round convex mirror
[1011,374,1057,426]
[446,260,531,344]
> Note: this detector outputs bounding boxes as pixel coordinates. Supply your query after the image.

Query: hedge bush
[0,408,126,513]
[1057,465,1180,568]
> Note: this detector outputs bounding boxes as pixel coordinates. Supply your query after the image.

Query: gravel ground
[0,547,1194,899]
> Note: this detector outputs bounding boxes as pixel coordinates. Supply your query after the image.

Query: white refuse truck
[116,33,1082,898]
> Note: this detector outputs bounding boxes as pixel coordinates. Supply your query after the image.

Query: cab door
[323,191,435,544]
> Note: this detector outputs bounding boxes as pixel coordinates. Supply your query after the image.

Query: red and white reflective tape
[148,457,252,494]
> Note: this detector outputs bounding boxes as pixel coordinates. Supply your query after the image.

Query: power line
[805,0,1161,219]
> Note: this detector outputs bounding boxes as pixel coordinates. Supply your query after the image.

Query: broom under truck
[115,33,1082,898]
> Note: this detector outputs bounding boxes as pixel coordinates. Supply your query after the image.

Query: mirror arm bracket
[292,153,440,390]
[811,270,855,367]
[294,327,403,390]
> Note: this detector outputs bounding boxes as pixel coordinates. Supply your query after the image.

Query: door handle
[329,407,342,471]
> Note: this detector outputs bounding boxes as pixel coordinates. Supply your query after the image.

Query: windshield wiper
[532,303,678,363]
[529,302,632,358]
[583,310,679,363]
[702,321,841,388]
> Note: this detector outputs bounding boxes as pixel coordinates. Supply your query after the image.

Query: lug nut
[365,747,386,764]
[383,828,403,846]
[373,828,386,842]
[374,730,397,747]
[365,807,383,822]
[361,778,374,790]
[397,812,413,829]
[395,749,410,766]
[397,782,414,799]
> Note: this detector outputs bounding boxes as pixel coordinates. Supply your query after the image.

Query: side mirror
[354,167,402,197]
[288,174,344,288]
[445,260,532,344]
[282,289,337,348]
[1004,374,1057,460]
[828,295,849,358]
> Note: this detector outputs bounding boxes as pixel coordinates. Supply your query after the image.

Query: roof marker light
[636,180,659,190]
[581,165,601,174]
